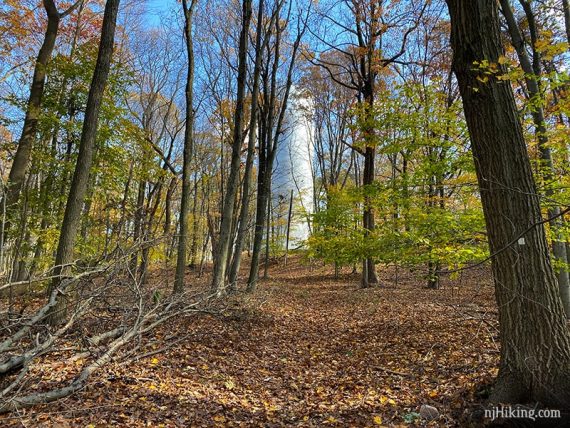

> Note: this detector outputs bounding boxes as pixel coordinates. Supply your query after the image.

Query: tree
[4,0,83,213]
[48,0,121,325]
[228,0,269,291]
[500,0,570,317]
[210,0,253,294]
[563,0,570,44]
[174,0,197,294]
[446,0,570,406]
[301,56,355,201]
[246,0,308,292]
[311,0,426,287]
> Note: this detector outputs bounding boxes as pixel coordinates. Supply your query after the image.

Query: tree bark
[211,0,253,294]
[188,172,199,268]
[48,0,121,325]
[446,0,570,406]
[362,144,378,287]
[500,0,570,317]
[174,0,197,294]
[5,0,83,213]
[247,0,304,292]
[5,1,59,211]
[228,0,265,291]
[247,119,270,292]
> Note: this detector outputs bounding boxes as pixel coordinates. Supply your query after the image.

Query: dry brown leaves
[0,259,498,427]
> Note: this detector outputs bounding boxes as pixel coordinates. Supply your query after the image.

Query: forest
[0,0,569,426]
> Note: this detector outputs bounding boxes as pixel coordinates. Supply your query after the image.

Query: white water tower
[272,87,315,249]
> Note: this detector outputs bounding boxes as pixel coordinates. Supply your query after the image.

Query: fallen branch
[0,267,109,354]
[0,290,218,413]
[0,298,92,375]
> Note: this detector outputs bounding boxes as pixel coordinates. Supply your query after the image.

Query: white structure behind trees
[273,88,315,249]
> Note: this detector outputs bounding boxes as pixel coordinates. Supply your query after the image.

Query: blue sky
[143,0,177,27]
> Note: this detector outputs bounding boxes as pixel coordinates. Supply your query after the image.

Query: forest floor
[1,257,500,427]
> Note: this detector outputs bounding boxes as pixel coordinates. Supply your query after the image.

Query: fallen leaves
[0,260,498,426]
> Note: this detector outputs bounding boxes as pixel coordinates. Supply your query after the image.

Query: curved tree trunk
[447,0,570,407]
[5,2,60,211]
[5,0,83,212]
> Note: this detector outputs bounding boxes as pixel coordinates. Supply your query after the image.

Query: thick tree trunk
[362,145,378,287]
[501,0,570,317]
[211,0,253,294]
[48,0,121,325]
[174,0,197,294]
[447,0,570,406]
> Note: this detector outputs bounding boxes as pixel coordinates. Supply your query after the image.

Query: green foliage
[22,40,138,271]
[307,186,363,267]
[309,81,488,274]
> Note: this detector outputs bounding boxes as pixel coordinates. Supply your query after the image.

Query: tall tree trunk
[48,0,121,325]
[362,144,378,287]
[174,0,197,294]
[211,0,253,294]
[5,2,59,211]
[446,0,570,406]
[246,108,269,291]
[500,0,570,317]
[228,0,265,291]
[5,0,82,212]
[247,0,303,292]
